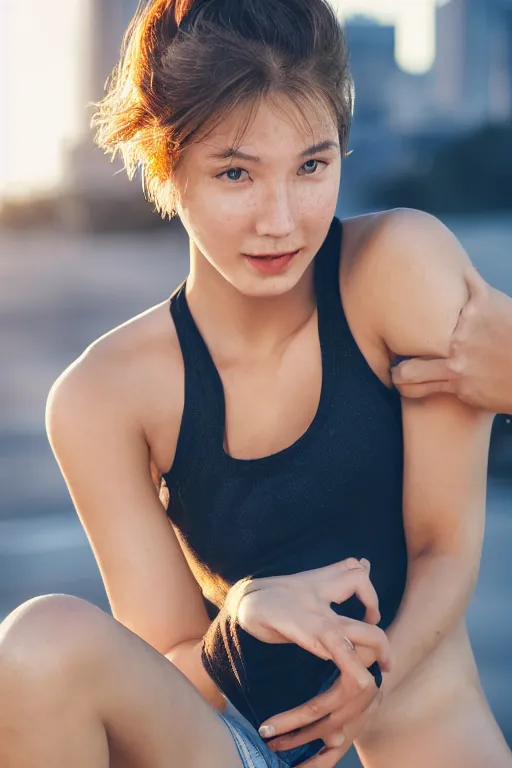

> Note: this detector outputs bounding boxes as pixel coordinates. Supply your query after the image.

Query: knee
[0,594,109,688]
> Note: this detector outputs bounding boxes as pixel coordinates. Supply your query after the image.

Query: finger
[259,683,339,737]
[258,640,371,738]
[334,619,391,670]
[299,741,351,767]
[325,567,381,625]
[266,698,359,754]
[266,718,334,754]
[393,380,456,399]
[260,660,375,744]
[299,703,376,766]
[464,265,490,301]
[391,357,455,386]
[329,557,366,574]
[321,633,376,693]
[323,682,379,731]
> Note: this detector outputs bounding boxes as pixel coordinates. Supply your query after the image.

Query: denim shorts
[218,708,288,768]
[217,668,341,768]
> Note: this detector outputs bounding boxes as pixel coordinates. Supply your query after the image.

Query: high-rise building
[491,0,512,120]
[433,0,512,127]
[61,1,140,204]
[340,17,409,213]
[73,0,138,139]
[345,16,398,127]
[59,0,141,227]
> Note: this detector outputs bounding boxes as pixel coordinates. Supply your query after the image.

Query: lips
[244,249,301,275]
[246,250,300,260]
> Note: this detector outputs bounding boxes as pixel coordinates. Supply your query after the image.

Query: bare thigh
[0,594,244,768]
[355,689,512,768]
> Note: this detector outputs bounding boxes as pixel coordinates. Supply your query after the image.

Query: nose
[255,182,295,239]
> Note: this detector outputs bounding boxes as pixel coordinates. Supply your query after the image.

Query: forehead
[195,94,338,157]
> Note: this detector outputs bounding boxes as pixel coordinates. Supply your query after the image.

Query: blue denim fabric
[218,667,341,767]
[218,710,288,768]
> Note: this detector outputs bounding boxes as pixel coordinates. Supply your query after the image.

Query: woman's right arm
[45,350,225,709]
[45,342,390,722]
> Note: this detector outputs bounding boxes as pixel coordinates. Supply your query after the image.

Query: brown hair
[92,0,354,219]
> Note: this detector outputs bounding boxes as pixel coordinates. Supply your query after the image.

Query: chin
[234,270,306,299]
[229,253,313,298]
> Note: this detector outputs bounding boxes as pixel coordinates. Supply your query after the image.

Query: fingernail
[259,725,276,739]
[332,732,346,748]
[360,558,370,570]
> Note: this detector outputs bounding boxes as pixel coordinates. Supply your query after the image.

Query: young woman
[0,1,510,767]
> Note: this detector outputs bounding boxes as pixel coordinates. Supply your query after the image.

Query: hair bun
[178,0,317,48]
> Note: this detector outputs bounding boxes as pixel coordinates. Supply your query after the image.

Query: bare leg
[0,594,244,768]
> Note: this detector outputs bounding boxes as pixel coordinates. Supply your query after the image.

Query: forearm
[496,290,512,411]
[165,580,253,712]
[166,638,227,711]
[381,551,478,697]
[502,344,512,414]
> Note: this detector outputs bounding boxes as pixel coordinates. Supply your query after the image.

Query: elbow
[409,547,481,600]
[164,636,204,659]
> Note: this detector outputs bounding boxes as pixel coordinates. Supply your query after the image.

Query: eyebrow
[206,140,340,163]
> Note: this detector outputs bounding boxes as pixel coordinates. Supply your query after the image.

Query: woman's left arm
[369,209,494,695]
[256,211,494,764]
[383,391,492,694]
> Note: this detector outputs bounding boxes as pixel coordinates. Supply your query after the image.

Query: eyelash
[216,159,329,183]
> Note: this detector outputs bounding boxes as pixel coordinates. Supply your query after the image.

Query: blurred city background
[0,1,511,765]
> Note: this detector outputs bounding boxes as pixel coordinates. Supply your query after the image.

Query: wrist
[226,577,260,621]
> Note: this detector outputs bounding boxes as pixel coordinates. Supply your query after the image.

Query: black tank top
[164,216,407,731]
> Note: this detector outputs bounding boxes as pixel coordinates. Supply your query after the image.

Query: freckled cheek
[293,184,339,237]
[182,175,338,242]
[218,182,337,226]
[190,209,248,270]
[298,183,338,219]
[188,182,249,227]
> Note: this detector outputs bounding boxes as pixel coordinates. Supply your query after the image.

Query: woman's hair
[92,0,354,219]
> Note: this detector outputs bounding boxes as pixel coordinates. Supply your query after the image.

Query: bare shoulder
[46,298,185,477]
[341,208,471,359]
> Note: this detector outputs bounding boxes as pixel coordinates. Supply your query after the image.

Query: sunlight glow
[334,0,437,74]
[0,0,439,198]
[0,0,86,197]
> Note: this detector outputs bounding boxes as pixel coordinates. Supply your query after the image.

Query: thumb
[464,265,489,300]
[391,357,454,385]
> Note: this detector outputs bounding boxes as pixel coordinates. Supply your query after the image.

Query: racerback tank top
[164,216,407,736]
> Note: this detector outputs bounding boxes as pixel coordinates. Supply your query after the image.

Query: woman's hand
[392,266,512,414]
[237,559,389,661]
[236,557,391,761]
[263,678,383,767]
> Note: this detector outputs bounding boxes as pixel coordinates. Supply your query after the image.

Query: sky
[0,0,440,198]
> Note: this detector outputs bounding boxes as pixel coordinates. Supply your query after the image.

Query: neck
[185,244,316,362]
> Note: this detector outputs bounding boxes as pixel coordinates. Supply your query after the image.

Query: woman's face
[174,95,342,298]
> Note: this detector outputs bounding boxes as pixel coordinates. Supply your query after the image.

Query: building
[340,16,415,213]
[59,0,142,227]
[345,16,398,127]
[433,0,512,128]
[489,0,512,120]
